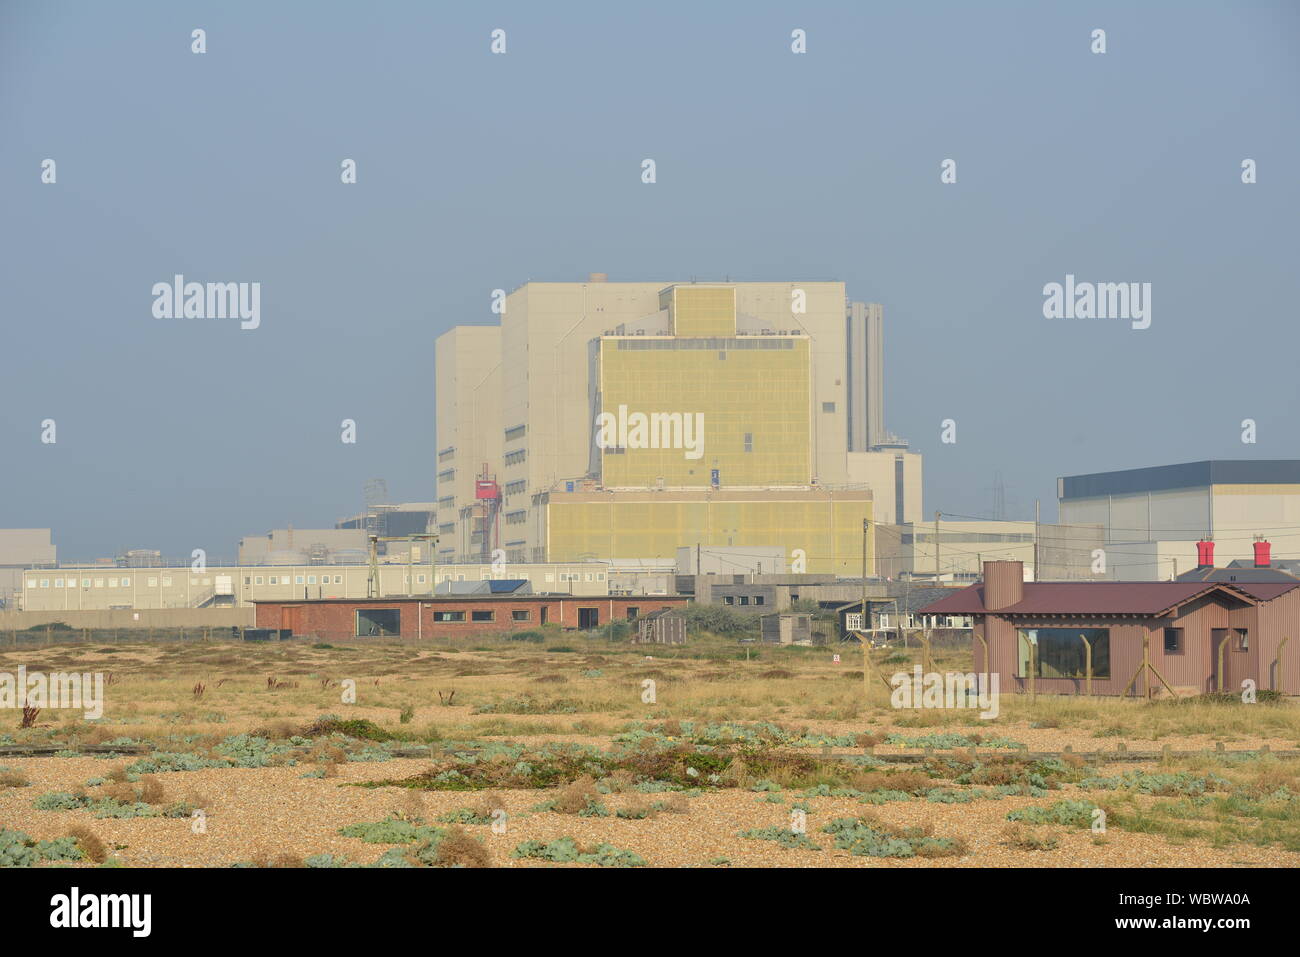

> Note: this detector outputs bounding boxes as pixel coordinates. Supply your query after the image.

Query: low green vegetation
[33,791,196,820]
[822,817,967,858]
[1007,799,1101,828]
[0,828,85,866]
[512,837,646,867]
[737,827,822,851]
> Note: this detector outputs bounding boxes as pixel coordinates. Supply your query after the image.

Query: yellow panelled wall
[545,496,873,575]
[668,286,737,336]
[598,337,811,487]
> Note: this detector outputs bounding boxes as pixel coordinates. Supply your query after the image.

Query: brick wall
[254,596,687,640]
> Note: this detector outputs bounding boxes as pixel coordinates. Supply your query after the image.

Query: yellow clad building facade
[435,276,917,576]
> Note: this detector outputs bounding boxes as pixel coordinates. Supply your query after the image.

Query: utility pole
[1034,499,1040,581]
[862,518,869,639]
[902,577,911,648]
[367,534,380,598]
[934,510,940,581]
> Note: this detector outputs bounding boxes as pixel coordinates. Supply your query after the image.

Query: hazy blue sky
[2,1,1297,561]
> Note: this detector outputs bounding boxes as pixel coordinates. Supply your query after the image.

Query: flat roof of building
[1059,460,1300,499]
[251,594,688,604]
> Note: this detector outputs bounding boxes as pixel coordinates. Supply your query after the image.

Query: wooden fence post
[1217,635,1228,693]
[1271,636,1289,692]
[1079,633,1093,697]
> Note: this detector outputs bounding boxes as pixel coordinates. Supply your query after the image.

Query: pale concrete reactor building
[435,276,918,576]
[1058,460,1300,581]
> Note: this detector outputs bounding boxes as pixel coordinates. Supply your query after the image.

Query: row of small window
[722,595,766,606]
[33,571,618,590]
[613,338,798,350]
[30,578,136,588]
[29,577,222,589]
[503,449,527,466]
[246,575,347,585]
[433,609,533,623]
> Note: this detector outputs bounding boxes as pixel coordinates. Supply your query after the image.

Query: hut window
[1235,628,1249,651]
[1017,628,1110,679]
[1163,628,1184,654]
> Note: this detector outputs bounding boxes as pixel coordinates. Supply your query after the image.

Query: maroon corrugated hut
[918,560,1300,696]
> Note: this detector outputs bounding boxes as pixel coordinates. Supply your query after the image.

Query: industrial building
[0,529,56,608]
[435,276,918,575]
[1058,460,1300,580]
[920,560,1300,696]
[252,594,689,640]
[15,561,614,612]
[238,515,436,568]
[335,500,437,541]
[237,528,369,566]
[873,518,1105,582]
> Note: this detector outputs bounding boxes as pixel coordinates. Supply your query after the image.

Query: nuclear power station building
[435,277,920,576]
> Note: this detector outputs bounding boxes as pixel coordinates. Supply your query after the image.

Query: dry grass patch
[0,769,30,789]
[434,826,492,867]
[68,825,108,863]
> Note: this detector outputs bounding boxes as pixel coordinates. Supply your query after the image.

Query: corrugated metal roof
[1175,565,1300,584]
[919,580,1298,616]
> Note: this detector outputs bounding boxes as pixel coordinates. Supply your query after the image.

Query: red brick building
[253,595,689,640]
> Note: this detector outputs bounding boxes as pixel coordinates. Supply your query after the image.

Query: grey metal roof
[1176,565,1300,583]
[1059,460,1300,499]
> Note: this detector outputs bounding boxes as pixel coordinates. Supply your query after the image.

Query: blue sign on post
[710,469,720,486]
[565,481,575,492]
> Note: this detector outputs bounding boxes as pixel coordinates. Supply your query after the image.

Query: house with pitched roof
[918,558,1300,697]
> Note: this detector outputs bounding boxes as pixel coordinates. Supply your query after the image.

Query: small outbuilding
[760,613,812,645]
[633,608,686,645]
